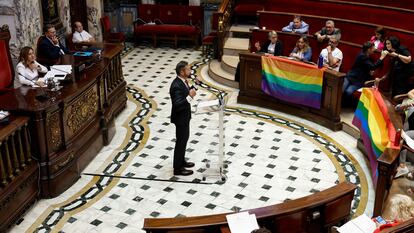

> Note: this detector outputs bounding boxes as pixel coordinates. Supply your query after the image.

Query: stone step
[223,38,250,56]
[229,25,255,38]
[221,55,239,74]
[208,60,239,89]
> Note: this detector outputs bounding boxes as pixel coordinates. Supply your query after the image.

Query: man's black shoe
[174,168,193,176]
[183,161,195,168]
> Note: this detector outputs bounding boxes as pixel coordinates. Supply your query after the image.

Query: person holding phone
[15,46,48,88]
[318,36,343,71]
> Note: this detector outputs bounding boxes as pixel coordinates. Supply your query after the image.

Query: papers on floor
[337,214,377,233]
[226,212,259,233]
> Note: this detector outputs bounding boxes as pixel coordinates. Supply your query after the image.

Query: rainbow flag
[352,88,397,182]
[261,56,324,109]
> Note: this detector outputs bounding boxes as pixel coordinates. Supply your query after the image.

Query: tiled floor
[9,47,373,233]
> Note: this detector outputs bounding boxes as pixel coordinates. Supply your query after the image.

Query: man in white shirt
[319,36,343,71]
[72,21,95,43]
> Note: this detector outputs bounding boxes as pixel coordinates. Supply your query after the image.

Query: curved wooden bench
[264,0,414,31]
[257,11,414,47]
[143,182,357,233]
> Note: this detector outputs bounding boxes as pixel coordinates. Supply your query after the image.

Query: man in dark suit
[170,61,197,176]
[38,24,69,62]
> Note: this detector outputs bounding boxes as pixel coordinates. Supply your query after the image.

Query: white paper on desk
[51,65,72,74]
[226,212,259,233]
[197,99,219,108]
[402,130,414,150]
[43,70,67,81]
[337,214,376,233]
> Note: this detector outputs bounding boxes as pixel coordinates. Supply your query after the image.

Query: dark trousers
[173,123,189,169]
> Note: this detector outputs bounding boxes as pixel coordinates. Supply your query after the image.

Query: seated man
[319,36,343,71]
[72,21,95,43]
[282,15,309,34]
[315,20,341,42]
[38,24,69,61]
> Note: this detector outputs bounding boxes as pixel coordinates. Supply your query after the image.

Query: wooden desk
[0,43,126,198]
[143,182,356,233]
[238,52,345,131]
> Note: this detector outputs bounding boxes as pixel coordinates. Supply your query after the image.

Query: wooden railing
[0,116,39,231]
[212,0,234,61]
[143,182,356,233]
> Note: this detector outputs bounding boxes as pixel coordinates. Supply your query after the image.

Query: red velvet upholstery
[134,4,202,48]
[235,4,265,16]
[100,16,126,43]
[0,25,14,89]
[138,4,159,22]
[202,35,216,43]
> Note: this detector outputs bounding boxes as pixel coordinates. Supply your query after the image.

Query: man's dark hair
[387,36,401,50]
[293,15,301,21]
[176,61,188,76]
[251,228,271,233]
[362,41,373,53]
[44,24,55,33]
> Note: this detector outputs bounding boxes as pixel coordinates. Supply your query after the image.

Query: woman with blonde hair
[15,46,47,88]
[386,194,414,222]
[289,36,312,62]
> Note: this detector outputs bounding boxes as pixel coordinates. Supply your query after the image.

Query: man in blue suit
[170,61,196,176]
[38,24,69,62]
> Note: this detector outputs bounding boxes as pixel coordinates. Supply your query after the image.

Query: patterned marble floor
[9,47,374,233]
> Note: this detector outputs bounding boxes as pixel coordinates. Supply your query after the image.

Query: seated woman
[370,26,386,51]
[289,36,312,62]
[375,36,413,97]
[15,46,47,88]
[254,31,283,56]
[342,41,386,99]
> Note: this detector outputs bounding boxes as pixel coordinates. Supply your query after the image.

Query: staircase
[208,24,255,88]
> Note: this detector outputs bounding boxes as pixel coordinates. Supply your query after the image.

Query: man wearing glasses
[315,20,341,42]
[319,36,343,71]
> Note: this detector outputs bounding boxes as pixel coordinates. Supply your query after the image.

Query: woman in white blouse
[15,46,48,88]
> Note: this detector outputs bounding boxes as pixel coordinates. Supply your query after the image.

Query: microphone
[395,102,414,111]
[18,72,37,85]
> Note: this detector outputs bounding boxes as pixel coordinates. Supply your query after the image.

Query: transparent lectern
[195,93,227,183]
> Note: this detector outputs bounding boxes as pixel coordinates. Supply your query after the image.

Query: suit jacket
[170,77,191,125]
[260,40,283,56]
[38,36,69,61]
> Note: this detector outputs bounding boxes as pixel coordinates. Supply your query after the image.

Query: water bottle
[318,55,324,68]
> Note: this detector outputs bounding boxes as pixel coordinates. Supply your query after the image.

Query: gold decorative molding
[65,87,98,135]
[46,110,62,152]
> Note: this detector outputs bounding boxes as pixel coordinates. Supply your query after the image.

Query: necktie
[185,79,189,89]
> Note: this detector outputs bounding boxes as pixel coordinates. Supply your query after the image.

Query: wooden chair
[0,24,14,89]
[100,16,126,43]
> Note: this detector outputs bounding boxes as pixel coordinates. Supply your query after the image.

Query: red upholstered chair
[202,32,217,55]
[0,24,14,89]
[234,0,266,24]
[100,16,126,43]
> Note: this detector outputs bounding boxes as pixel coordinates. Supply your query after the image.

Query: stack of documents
[44,65,72,81]
[226,212,259,233]
[337,214,377,233]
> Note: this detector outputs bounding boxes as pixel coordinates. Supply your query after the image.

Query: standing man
[170,61,196,176]
[72,21,95,43]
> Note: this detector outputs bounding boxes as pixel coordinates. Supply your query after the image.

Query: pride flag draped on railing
[352,88,397,182]
[261,56,324,109]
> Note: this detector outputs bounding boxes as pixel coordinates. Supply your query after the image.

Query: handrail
[143,182,356,232]
[212,0,234,60]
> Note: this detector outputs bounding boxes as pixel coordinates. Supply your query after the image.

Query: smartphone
[375,216,387,225]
